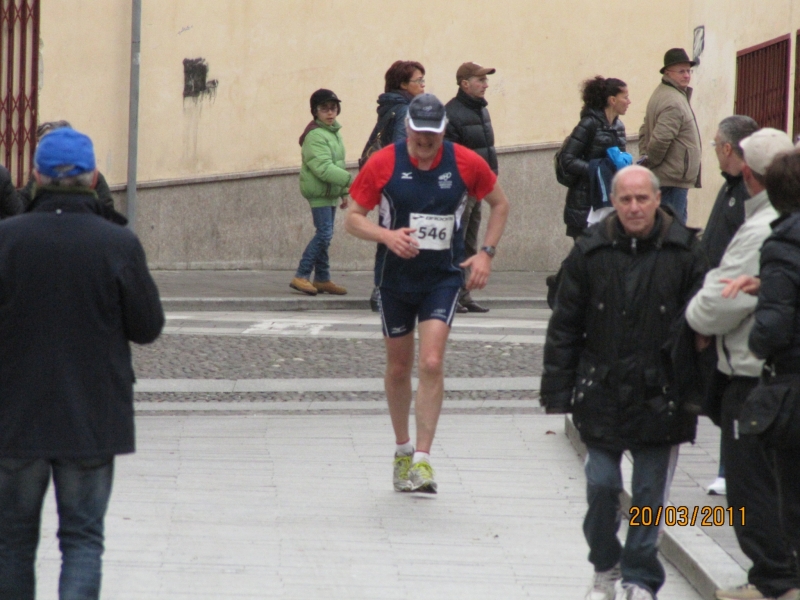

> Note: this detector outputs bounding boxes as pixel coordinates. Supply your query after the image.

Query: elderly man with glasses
[638,47,702,224]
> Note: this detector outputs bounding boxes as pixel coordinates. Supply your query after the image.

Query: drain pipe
[126,0,142,230]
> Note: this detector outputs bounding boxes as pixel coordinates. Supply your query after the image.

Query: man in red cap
[445,62,498,313]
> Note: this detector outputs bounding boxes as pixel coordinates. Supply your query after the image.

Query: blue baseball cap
[34,127,96,179]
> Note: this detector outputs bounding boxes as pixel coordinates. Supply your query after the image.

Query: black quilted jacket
[541,209,707,451]
[444,89,498,173]
[561,107,626,231]
[750,212,800,371]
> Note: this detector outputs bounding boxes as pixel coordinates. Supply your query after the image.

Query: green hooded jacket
[299,119,352,207]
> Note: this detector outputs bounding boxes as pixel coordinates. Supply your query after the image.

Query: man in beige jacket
[639,48,702,224]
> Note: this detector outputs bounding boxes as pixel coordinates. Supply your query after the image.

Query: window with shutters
[735,35,790,131]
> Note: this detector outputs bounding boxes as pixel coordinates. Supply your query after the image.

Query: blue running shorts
[377,286,460,338]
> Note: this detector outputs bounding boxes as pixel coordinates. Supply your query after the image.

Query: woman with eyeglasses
[559,76,631,238]
[377,60,426,144]
[290,89,353,297]
[363,60,426,309]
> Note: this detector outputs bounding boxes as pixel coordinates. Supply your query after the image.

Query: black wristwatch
[481,246,496,258]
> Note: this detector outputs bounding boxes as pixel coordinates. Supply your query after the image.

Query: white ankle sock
[396,441,413,455]
[412,451,430,464]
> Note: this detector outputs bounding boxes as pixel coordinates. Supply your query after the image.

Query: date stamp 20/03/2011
[629,505,745,527]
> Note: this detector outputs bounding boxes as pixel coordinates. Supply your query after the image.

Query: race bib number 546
[409,213,454,251]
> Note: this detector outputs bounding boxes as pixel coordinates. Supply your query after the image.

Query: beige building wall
[39,0,692,183]
[685,0,800,227]
[37,1,719,270]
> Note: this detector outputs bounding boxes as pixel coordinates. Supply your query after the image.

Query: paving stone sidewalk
[34,414,702,600]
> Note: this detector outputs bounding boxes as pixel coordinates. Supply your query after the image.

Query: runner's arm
[460,182,510,290]
[345,202,419,260]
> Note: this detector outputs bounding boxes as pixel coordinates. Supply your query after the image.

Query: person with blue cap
[18,120,115,214]
[0,127,164,599]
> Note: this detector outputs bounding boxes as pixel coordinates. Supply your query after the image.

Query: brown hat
[660,48,697,74]
[456,62,496,84]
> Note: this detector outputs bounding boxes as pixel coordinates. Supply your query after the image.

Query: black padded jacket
[749,212,800,372]
[0,165,22,219]
[541,209,707,451]
[561,107,626,232]
[700,173,748,269]
[444,89,498,173]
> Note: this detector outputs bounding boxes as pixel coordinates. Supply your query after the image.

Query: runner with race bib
[345,93,510,494]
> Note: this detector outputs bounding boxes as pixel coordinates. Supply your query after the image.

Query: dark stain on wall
[183,58,218,99]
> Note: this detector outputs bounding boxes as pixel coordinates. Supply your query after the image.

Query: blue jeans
[584,445,672,594]
[659,186,688,224]
[295,205,336,282]
[0,457,114,600]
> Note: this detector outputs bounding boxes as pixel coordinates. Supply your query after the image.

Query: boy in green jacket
[291,89,352,296]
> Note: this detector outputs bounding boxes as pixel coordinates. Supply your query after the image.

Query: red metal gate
[0,0,37,186]
[735,34,791,131]
[794,31,800,141]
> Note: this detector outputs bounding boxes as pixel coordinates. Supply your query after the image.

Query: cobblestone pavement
[132,336,543,380]
[135,390,541,403]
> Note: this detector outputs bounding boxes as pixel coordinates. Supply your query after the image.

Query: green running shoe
[408,460,437,494]
[393,452,413,492]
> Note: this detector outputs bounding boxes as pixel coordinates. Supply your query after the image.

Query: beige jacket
[685,190,776,377]
[638,78,702,188]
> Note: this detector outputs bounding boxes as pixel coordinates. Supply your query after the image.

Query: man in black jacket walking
[0,128,164,599]
[445,62,498,313]
[541,165,706,600]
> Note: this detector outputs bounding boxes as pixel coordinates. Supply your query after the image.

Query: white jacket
[686,190,777,376]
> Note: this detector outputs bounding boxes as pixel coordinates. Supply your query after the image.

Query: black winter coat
[561,107,626,232]
[541,209,707,451]
[376,91,413,143]
[444,89,498,173]
[19,171,114,212]
[0,189,164,459]
[700,173,748,269]
[749,212,800,371]
[0,164,22,219]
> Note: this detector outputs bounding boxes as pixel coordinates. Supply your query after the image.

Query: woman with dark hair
[365,61,426,310]
[561,76,630,237]
[377,60,426,142]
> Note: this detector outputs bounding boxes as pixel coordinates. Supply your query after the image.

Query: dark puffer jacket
[0,165,22,218]
[561,107,626,232]
[541,209,707,451]
[444,89,498,173]
[376,91,414,142]
[700,172,748,269]
[749,212,800,371]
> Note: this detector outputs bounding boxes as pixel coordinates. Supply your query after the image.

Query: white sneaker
[620,582,655,600]
[585,564,621,600]
[707,476,727,495]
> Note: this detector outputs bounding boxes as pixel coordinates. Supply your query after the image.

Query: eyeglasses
[409,77,425,85]
[316,105,338,113]
[666,68,693,76]
[710,140,729,148]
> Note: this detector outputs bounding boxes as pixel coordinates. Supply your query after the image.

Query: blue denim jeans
[584,445,672,594]
[0,457,114,600]
[295,205,336,282]
[659,186,688,224]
